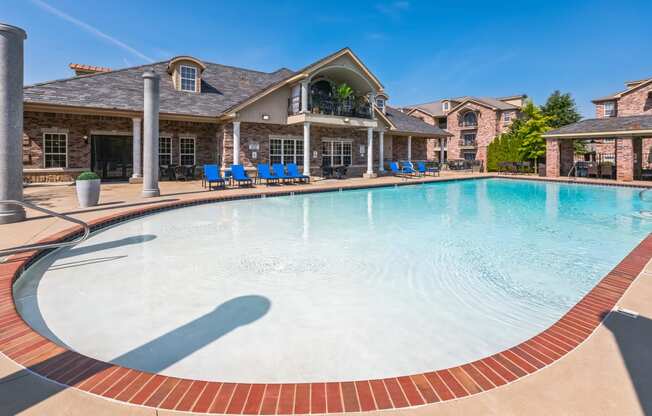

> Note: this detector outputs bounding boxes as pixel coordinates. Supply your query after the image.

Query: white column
[303,122,311,176]
[366,127,374,176]
[407,135,412,161]
[142,70,160,198]
[232,121,241,165]
[440,138,445,163]
[129,117,142,182]
[378,130,385,172]
[0,24,27,224]
[300,80,309,113]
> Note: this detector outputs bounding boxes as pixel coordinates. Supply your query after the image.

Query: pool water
[14,179,652,382]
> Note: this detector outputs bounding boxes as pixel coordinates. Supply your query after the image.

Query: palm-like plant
[334,83,353,102]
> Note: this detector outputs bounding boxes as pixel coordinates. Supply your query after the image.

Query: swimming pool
[13,178,652,383]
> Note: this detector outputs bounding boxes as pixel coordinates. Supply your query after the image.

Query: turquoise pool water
[14,179,652,382]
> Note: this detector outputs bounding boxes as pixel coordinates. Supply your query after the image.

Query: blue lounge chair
[230,164,254,187]
[417,161,440,177]
[203,164,226,190]
[389,162,414,177]
[402,161,417,175]
[272,163,294,183]
[286,163,310,183]
[257,164,279,185]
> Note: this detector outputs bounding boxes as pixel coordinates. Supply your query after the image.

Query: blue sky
[2,0,651,117]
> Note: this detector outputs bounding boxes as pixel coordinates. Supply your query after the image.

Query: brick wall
[446,103,499,166]
[616,137,634,181]
[618,82,652,116]
[545,138,560,177]
[23,111,219,181]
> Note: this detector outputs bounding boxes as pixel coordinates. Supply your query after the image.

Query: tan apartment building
[401,95,526,168]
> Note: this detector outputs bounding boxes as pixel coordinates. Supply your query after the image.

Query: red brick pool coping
[1,180,651,414]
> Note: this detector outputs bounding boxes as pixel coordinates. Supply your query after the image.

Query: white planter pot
[76,179,101,207]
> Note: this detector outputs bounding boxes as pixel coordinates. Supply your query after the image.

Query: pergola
[543,115,652,181]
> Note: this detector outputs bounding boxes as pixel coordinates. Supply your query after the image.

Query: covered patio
[544,115,652,181]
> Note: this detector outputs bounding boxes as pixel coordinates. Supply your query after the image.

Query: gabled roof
[220,48,384,116]
[543,114,652,138]
[404,95,521,117]
[592,76,652,103]
[384,107,451,137]
[24,60,294,118]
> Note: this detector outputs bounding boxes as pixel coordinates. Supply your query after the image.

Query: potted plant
[334,83,353,115]
[75,171,101,207]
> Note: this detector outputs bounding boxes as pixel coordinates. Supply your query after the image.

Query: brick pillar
[545,138,560,177]
[616,137,634,181]
[559,140,575,176]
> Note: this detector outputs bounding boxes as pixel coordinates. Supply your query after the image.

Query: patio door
[91,135,133,181]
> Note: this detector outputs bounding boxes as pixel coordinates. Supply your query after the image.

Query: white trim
[603,101,616,117]
[179,136,196,166]
[89,130,132,136]
[42,132,68,169]
[159,136,173,165]
[41,127,69,134]
[179,64,198,92]
[321,138,353,166]
[321,137,353,143]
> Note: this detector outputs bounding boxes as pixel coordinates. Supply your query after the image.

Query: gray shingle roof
[544,115,652,137]
[385,107,451,136]
[24,61,294,118]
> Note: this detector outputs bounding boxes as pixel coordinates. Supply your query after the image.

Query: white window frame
[375,98,385,112]
[43,132,68,168]
[503,111,511,122]
[321,138,353,166]
[179,65,197,92]
[442,101,450,111]
[179,136,196,166]
[603,101,615,117]
[269,135,303,165]
[159,136,172,165]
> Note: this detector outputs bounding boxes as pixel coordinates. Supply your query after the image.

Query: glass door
[91,135,133,180]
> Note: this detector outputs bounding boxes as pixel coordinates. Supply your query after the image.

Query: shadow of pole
[602,311,652,415]
[0,295,271,415]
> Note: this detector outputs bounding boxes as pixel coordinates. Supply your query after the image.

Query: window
[375,98,385,112]
[462,151,476,161]
[269,136,303,166]
[462,111,477,126]
[462,133,476,146]
[503,112,511,123]
[438,118,447,129]
[43,133,67,168]
[159,137,172,165]
[442,101,450,111]
[603,101,615,117]
[180,65,197,92]
[322,139,352,166]
[179,137,195,166]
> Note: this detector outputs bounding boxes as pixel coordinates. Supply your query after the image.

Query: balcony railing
[458,139,477,147]
[288,95,372,119]
[458,121,478,128]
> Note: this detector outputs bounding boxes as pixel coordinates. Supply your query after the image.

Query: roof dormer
[442,100,450,113]
[375,91,389,114]
[167,56,207,93]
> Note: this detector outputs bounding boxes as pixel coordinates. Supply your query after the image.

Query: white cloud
[376,1,411,18]
[30,0,153,62]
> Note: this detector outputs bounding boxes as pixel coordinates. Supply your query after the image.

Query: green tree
[540,90,582,129]
[518,100,552,168]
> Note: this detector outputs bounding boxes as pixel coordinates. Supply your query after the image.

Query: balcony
[458,121,478,129]
[458,139,477,148]
[288,95,372,119]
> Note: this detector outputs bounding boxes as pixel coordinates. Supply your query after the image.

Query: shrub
[76,171,100,181]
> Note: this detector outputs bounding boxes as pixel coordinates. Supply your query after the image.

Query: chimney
[69,63,111,76]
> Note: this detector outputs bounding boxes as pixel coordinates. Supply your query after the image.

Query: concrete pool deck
[1,172,652,415]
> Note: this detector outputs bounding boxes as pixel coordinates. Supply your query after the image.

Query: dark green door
[91,135,133,180]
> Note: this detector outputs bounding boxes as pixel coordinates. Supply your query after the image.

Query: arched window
[462,111,477,126]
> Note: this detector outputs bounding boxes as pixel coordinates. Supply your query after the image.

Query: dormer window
[375,98,385,112]
[603,101,615,117]
[180,65,197,92]
[442,101,450,112]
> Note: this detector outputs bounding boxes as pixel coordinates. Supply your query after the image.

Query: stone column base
[142,188,160,198]
[128,177,143,184]
[363,172,377,179]
[0,207,26,224]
